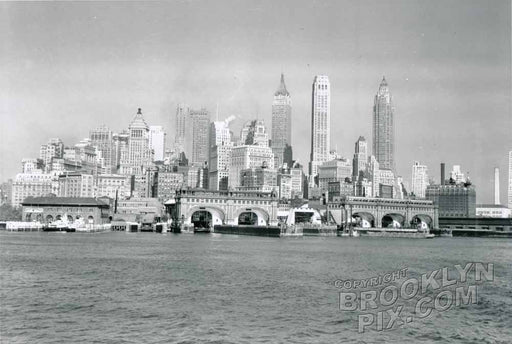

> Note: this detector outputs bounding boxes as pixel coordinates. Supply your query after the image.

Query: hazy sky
[1,0,511,203]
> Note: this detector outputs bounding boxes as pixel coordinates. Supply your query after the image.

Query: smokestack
[495,167,500,204]
[441,163,445,185]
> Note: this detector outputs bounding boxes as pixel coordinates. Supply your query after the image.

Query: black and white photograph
[1,1,511,343]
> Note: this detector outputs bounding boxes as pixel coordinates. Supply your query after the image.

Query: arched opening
[46,215,54,223]
[352,212,375,228]
[36,214,43,222]
[67,215,74,223]
[411,215,433,230]
[234,208,270,226]
[191,210,212,230]
[238,212,258,225]
[382,214,405,228]
[87,216,94,224]
[56,215,62,221]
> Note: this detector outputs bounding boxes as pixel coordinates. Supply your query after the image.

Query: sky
[1,0,511,203]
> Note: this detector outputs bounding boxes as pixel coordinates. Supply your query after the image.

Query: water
[1,232,511,343]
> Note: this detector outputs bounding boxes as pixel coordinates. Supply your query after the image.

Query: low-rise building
[21,197,110,224]
[476,204,511,218]
[115,197,163,222]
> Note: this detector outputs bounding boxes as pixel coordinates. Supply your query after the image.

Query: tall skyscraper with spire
[372,77,395,171]
[309,75,331,183]
[271,73,292,168]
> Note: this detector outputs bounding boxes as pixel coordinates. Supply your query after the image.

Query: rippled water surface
[1,232,511,343]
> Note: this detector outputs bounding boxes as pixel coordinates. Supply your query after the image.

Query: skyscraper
[119,108,152,175]
[185,108,210,165]
[372,77,395,171]
[411,161,429,198]
[508,151,512,209]
[149,126,166,162]
[494,167,500,205]
[271,73,292,168]
[352,136,368,181]
[209,119,234,190]
[309,75,331,182]
[90,125,115,173]
[174,103,189,154]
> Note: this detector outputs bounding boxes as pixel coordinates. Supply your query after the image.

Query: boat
[194,225,211,234]
[356,227,435,239]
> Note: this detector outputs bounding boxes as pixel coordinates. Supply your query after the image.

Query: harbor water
[1,232,511,343]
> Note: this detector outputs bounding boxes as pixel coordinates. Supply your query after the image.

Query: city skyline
[1,1,511,203]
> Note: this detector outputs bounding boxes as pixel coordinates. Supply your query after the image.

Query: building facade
[155,171,184,202]
[372,77,395,171]
[11,172,55,207]
[58,172,95,198]
[352,136,368,181]
[174,103,189,154]
[149,126,166,162]
[229,145,275,189]
[309,75,331,181]
[271,73,292,168]
[90,125,116,173]
[426,183,476,217]
[239,167,278,193]
[185,108,210,165]
[96,174,131,200]
[39,138,64,172]
[21,197,111,224]
[318,158,352,191]
[119,108,153,176]
[411,161,429,198]
[476,204,511,218]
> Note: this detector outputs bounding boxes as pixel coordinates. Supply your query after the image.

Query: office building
[149,126,166,162]
[11,171,54,207]
[229,145,274,189]
[39,138,64,171]
[239,167,278,193]
[426,182,476,217]
[271,73,292,168]
[372,77,395,171]
[119,108,153,175]
[352,136,368,182]
[90,126,116,173]
[209,119,234,190]
[318,158,352,191]
[411,161,429,198]
[240,120,269,147]
[174,103,189,154]
[96,174,131,200]
[309,75,331,181]
[185,108,210,165]
[58,172,95,198]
